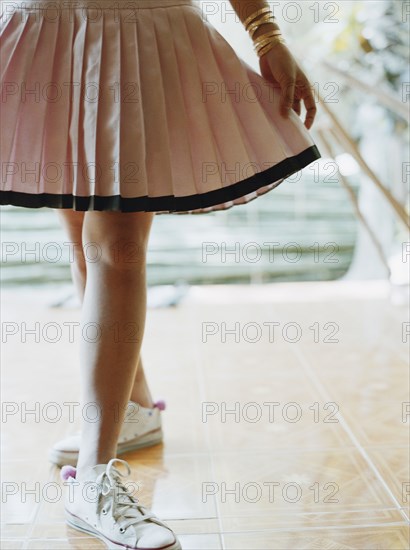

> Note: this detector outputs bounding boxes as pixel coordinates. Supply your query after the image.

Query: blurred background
[1,0,408,300]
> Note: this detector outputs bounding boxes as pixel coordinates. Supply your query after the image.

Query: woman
[0,0,320,548]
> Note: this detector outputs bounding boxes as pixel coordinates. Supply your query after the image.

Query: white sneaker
[61,458,181,550]
[49,401,165,468]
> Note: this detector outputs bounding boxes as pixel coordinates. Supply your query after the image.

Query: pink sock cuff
[61,465,77,481]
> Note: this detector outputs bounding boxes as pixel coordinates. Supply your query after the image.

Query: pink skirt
[0,0,321,214]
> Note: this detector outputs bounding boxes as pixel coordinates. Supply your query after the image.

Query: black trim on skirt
[0,145,321,213]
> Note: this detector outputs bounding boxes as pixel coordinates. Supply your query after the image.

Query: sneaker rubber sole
[65,508,182,550]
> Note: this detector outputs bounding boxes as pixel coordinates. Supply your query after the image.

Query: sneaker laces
[96,458,158,532]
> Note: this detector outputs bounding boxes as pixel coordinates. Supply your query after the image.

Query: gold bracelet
[243,6,272,30]
[253,30,282,46]
[257,36,286,52]
[247,15,277,38]
[247,14,276,32]
[254,30,283,49]
[255,37,283,54]
[255,37,283,53]
[256,37,286,57]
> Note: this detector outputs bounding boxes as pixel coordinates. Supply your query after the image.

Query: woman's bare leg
[55,210,154,409]
[71,209,155,474]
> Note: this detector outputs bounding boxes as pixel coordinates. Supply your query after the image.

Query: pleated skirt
[0,0,321,214]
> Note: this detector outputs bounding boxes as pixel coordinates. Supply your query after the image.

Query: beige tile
[146,376,201,412]
[1,421,74,463]
[198,351,352,451]
[300,346,409,404]
[0,540,25,549]
[125,454,217,520]
[200,348,315,393]
[211,449,400,523]
[165,518,220,535]
[30,522,92,539]
[26,538,105,549]
[223,525,410,549]
[221,508,405,531]
[1,460,52,524]
[177,534,222,549]
[341,401,409,446]
[0,524,30,538]
[160,408,209,453]
[293,343,409,448]
[204,400,351,452]
[292,297,406,351]
[24,533,222,549]
[366,446,410,511]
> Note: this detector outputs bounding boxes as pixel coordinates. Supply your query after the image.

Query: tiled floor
[1,280,409,549]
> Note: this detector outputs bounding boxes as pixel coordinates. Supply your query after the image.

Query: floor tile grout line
[188,303,225,549]
[218,520,410,537]
[2,505,404,524]
[292,344,410,524]
[204,505,407,517]
[3,515,408,534]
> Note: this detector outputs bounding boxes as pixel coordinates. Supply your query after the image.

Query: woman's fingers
[262,48,317,128]
[304,99,317,129]
[298,77,317,129]
[292,96,301,116]
[288,77,317,129]
[280,77,296,118]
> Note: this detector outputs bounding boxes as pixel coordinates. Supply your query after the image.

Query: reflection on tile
[223,525,410,549]
[160,407,209,454]
[127,455,216,520]
[38,454,217,523]
[212,449,398,522]
[366,446,410,511]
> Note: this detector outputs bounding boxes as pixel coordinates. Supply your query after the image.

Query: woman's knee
[54,208,87,272]
[83,211,154,270]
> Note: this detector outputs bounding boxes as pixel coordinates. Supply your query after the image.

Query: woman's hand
[259,43,317,130]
